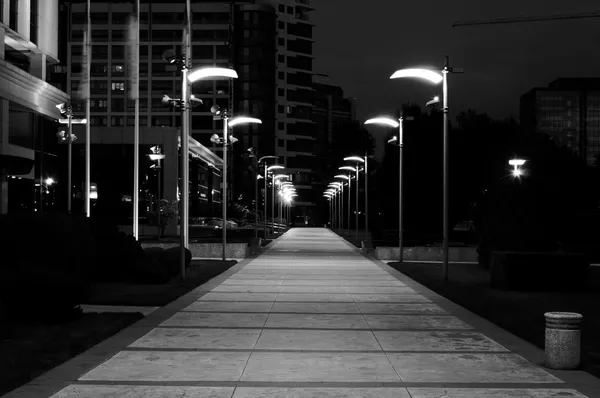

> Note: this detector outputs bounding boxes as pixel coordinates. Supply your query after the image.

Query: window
[112,64,124,73]
[91,64,108,75]
[278,88,285,97]
[111,46,125,59]
[9,0,18,30]
[278,38,285,46]
[278,105,285,114]
[278,122,285,130]
[30,0,39,44]
[278,5,285,12]
[278,21,285,29]
[278,72,285,80]
[278,54,285,63]
[111,117,124,127]
[111,82,125,91]
[278,139,285,147]
[287,6,294,14]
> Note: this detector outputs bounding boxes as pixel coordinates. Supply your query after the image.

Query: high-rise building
[0,0,70,214]
[62,0,319,225]
[520,78,600,166]
[261,0,315,216]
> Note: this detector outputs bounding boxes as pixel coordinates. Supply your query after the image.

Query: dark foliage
[0,212,96,321]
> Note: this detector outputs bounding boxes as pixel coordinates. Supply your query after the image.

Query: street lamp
[339,167,356,236]
[365,115,413,263]
[344,156,366,238]
[330,180,344,230]
[390,58,463,280]
[334,174,350,232]
[209,109,261,261]
[250,154,278,239]
[325,188,337,229]
[56,103,86,213]
[267,165,285,235]
[163,54,238,278]
[148,146,165,240]
[273,173,289,234]
[509,158,527,177]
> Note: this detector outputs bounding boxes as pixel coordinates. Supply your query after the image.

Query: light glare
[365,117,400,128]
[188,67,238,82]
[228,116,262,127]
[390,68,443,84]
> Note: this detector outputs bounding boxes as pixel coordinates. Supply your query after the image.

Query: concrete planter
[372,246,477,262]
[142,242,249,258]
[545,312,583,370]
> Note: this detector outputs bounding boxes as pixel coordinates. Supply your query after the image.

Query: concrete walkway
[5,228,600,397]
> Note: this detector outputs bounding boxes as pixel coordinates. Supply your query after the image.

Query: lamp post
[390,58,462,280]
[272,173,289,235]
[248,153,277,239]
[153,63,237,277]
[149,146,165,239]
[267,165,284,236]
[340,166,358,236]
[344,156,365,238]
[56,103,86,213]
[209,114,261,261]
[335,174,350,234]
[329,182,342,230]
[365,116,413,263]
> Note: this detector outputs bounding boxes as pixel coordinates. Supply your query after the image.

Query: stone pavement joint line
[4,228,599,398]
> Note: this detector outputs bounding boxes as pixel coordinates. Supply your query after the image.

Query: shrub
[0,212,96,321]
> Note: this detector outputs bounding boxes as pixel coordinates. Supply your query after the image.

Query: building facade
[62,0,320,225]
[0,0,70,214]
[520,78,600,167]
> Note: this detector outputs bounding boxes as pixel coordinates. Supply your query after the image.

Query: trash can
[544,312,583,370]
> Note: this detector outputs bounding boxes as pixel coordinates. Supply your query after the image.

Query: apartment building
[0,0,70,214]
[521,78,600,167]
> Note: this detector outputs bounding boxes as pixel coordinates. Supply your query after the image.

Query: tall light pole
[329,182,342,230]
[340,166,358,236]
[344,156,365,237]
[272,173,288,235]
[254,156,277,239]
[334,176,349,232]
[390,61,462,279]
[210,115,262,260]
[56,104,85,213]
[365,116,413,262]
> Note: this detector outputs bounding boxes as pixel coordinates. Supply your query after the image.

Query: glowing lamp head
[365,117,400,128]
[344,156,365,163]
[390,68,443,84]
[188,67,238,83]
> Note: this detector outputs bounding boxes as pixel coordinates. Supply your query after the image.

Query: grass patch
[86,259,237,306]
[0,312,143,396]
[389,261,600,379]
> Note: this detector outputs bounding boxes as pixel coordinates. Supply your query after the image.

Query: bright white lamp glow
[509,159,526,167]
[45,178,55,186]
[273,174,289,180]
[390,68,443,84]
[188,67,238,82]
[228,116,262,127]
[149,154,166,161]
[339,166,356,172]
[334,175,350,180]
[344,156,365,163]
[365,117,400,128]
[267,165,284,172]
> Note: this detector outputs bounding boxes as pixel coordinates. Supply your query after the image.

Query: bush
[88,217,150,283]
[0,212,97,321]
[142,246,192,283]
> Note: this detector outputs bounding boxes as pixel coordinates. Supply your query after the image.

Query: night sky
[313,0,600,124]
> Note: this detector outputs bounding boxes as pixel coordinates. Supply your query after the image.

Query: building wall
[0,0,69,214]
[520,81,600,167]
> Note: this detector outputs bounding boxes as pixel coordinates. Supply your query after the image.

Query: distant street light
[390,58,463,280]
[509,158,527,177]
[56,103,86,213]
[209,108,261,260]
[365,115,413,263]
[345,155,367,238]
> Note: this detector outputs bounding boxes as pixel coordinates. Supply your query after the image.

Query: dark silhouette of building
[521,78,600,166]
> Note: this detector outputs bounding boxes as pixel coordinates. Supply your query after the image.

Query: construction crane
[453,10,600,27]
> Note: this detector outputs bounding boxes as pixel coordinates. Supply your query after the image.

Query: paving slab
[129,328,262,349]
[79,351,250,381]
[232,387,411,397]
[10,228,599,398]
[255,329,381,351]
[387,353,562,383]
[240,352,401,382]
